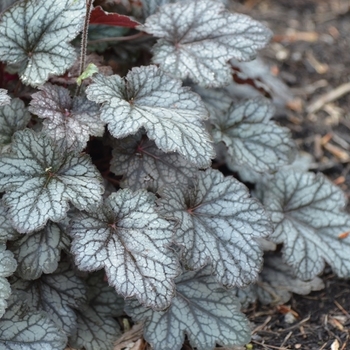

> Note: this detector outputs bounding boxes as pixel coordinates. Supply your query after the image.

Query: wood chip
[307,82,350,114]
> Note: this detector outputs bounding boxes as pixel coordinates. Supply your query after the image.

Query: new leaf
[0,129,104,233]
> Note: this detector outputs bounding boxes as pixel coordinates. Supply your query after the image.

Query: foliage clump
[0,0,349,349]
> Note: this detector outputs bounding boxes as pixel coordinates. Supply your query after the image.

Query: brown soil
[230,1,350,349]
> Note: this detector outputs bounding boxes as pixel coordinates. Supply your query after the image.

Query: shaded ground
[230,1,350,349]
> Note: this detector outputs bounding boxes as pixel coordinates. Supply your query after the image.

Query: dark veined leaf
[0,0,86,86]
[9,221,70,280]
[0,98,31,150]
[0,244,17,318]
[68,270,124,350]
[69,304,121,350]
[125,267,251,350]
[157,168,272,288]
[0,0,18,14]
[259,170,350,280]
[140,0,272,87]
[0,202,19,243]
[90,6,140,28]
[85,65,215,167]
[85,270,125,318]
[11,263,87,336]
[110,132,197,192]
[28,83,105,152]
[0,89,10,106]
[0,291,67,349]
[69,189,179,310]
[0,129,104,233]
[235,253,325,307]
[211,98,296,173]
[191,85,234,120]
[256,254,325,305]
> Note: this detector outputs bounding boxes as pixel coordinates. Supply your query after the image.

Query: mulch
[229,1,350,349]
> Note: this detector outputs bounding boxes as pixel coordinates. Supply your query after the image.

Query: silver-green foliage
[0,0,348,350]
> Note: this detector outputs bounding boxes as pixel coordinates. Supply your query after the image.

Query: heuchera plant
[0,0,349,349]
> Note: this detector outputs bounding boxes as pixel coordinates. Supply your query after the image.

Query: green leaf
[9,221,69,280]
[0,98,31,151]
[86,65,215,167]
[0,244,17,318]
[110,132,197,192]
[76,63,99,86]
[158,168,272,288]
[212,98,296,173]
[0,129,104,233]
[126,267,251,350]
[0,291,67,349]
[29,84,105,152]
[259,170,350,279]
[140,0,272,87]
[11,263,87,335]
[0,0,86,86]
[70,189,179,310]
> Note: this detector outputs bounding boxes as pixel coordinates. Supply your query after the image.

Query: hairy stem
[76,0,94,96]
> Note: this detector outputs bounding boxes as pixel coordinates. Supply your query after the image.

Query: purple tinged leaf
[110,132,197,192]
[0,0,86,87]
[157,168,272,288]
[0,89,10,106]
[9,222,70,280]
[0,98,31,150]
[86,65,215,167]
[125,267,251,350]
[140,0,272,87]
[11,263,87,336]
[69,189,180,310]
[0,291,68,349]
[29,83,105,152]
[212,98,296,173]
[0,129,104,233]
[0,244,17,318]
[259,170,350,280]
